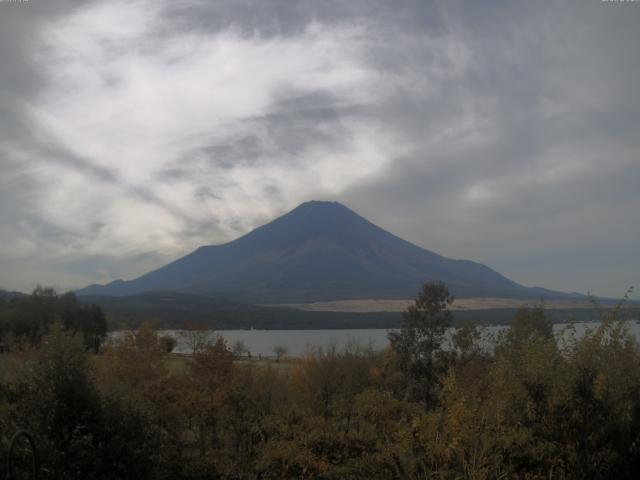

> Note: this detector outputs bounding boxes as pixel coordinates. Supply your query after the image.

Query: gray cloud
[338,1,640,297]
[0,0,637,298]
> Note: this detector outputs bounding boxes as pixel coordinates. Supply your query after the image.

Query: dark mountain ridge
[0,289,29,301]
[79,291,621,331]
[77,201,580,302]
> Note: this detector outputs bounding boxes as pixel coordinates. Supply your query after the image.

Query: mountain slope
[0,289,29,301]
[77,201,576,302]
[78,291,401,329]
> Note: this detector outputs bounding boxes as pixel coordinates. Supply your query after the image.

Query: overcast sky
[0,0,638,299]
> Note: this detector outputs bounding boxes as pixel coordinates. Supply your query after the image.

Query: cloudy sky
[0,0,638,299]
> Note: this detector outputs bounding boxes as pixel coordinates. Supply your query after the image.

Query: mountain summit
[77,201,571,302]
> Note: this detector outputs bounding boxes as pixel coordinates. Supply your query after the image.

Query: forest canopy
[0,287,107,352]
[0,284,639,479]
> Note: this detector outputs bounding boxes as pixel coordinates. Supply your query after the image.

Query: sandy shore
[266,298,600,313]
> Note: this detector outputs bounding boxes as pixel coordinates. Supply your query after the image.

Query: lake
[110,320,640,357]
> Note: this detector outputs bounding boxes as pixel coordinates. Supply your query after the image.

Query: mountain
[78,291,401,330]
[0,289,28,301]
[77,201,578,302]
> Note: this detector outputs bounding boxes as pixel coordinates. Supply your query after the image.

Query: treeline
[77,291,626,330]
[79,291,403,330]
[0,286,107,352]
[0,283,639,479]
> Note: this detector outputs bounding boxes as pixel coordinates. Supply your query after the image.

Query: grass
[266,297,602,313]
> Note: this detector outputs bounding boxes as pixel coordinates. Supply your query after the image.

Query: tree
[181,321,211,354]
[452,322,483,362]
[0,288,107,350]
[159,335,178,353]
[188,336,235,467]
[13,323,103,477]
[508,304,553,343]
[272,345,288,361]
[388,280,453,405]
[232,339,249,358]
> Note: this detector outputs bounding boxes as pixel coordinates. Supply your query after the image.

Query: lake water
[114,320,640,357]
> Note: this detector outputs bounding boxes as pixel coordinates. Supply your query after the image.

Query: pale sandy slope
[267,298,598,313]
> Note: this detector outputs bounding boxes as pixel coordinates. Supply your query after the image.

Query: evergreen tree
[388,280,453,405]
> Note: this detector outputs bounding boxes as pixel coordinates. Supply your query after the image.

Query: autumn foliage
[1,286,640,479]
